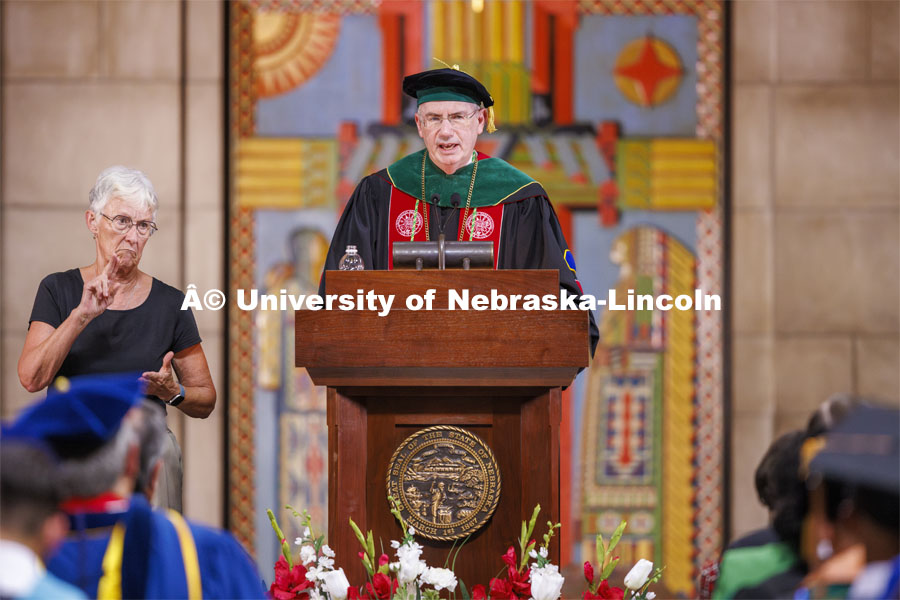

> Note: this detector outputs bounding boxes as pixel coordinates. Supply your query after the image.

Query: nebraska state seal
[386,426,500,541]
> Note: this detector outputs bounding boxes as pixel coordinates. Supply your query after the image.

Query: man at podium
[320,67,598,355]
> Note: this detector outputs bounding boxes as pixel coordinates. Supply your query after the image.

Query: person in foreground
[0,440,86,599]
[319,67,599,356]
[797,404,900,600]
[713,430,808,599]
[17,165,215,511]
[3,373,265,599]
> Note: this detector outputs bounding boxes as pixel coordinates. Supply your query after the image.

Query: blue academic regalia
[48,494,266,599]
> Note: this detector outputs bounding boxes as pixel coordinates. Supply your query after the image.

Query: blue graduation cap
[2,372,145,459]
[809,405,900,494]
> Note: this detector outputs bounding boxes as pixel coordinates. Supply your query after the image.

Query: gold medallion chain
[412,152,478,242]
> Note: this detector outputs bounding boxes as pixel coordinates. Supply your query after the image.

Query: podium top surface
[322,269,559,298]
[297,270,590,387]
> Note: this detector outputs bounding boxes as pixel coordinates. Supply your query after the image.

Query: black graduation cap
[809,405,900,494]
[2,372,145,459]
[402,67,496,132]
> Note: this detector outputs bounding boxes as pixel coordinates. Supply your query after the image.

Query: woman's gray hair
[88,165,159,220]
[57,400,168,498]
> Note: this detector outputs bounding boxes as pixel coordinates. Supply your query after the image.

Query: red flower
[583,580,624,600]
[510,573,532,598]
[584,560,595,585]
[378,553,390,568]
[269,556,312,599]
[348,588,372,600]
[489,546,532,599]
[366,573,398,600]
[490,577,514,599]
[471,584,488,600]
[501,546,518,569]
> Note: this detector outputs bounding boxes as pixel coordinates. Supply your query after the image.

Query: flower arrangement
[347,496,461,600]
[267,503,663,600]
[268,507,351,600]
[581,521,665,600]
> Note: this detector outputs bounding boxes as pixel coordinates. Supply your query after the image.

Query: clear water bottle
[338,245,364,270]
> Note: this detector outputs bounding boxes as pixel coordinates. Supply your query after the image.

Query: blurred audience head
[754,429,807,551]
[798,394,865,568]
[0,440,69,557]
[809,404,899,564]
[2,373,166,502]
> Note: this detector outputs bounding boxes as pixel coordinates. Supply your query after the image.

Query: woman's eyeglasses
[101,213,158,237]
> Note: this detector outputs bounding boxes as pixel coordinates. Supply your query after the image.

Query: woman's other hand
[140,351,180,400]
[140,346,217,418]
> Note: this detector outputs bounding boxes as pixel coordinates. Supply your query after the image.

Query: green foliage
[267,509,293,569]
[588,520,627,593]
[349,517,377,579]
[518,504,541,571]
[387,495,415,545]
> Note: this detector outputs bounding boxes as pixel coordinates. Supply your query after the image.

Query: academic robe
[713,527,805,599]
[320,149,599,356]
[47,494,265,599]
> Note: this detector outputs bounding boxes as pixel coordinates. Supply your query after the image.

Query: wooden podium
[296,270,589,587]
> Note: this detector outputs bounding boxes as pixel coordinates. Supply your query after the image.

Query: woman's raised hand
[77,254,121,320]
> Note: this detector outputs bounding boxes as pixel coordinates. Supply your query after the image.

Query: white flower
[317,554,335,570]
[529,549,539,559]
[390,540,401,549]
[647,593,656,600]
[421,567,458,592]
[299,544,317,566]
[321,568,351,600]
[306,566,322,582]
[303,526,311,538]
[295,537,304,546]
[395,541,423,562]
[308,589,323,600]
[529,564,564,600]
[397,556,426,585]
[391,539,427,585]
[624,558,653,590]
[408,526,415,536]
[539,547,548,559]
[322,544,336,558]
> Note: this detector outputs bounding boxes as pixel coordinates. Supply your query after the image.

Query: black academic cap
[2,372,145,459]
[402,67,494,108]
[809,405,900,494]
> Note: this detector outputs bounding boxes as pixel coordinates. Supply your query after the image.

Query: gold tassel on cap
[486,106,496,133]
[434,58,458,70]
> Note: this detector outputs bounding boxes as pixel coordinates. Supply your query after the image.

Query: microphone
[450,193,461,208]
[430,193,440,204]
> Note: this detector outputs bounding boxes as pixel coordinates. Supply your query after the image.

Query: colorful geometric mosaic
[253,12,341,98]
[617,139,717,210]
[228,1,258,554]
[582,226,698,593]
[429,0,531,125]
[236,138,338,208]
[613,35,684,107]
[228,3,726,594]
[245,0,378,15]
[577,2,725,594]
